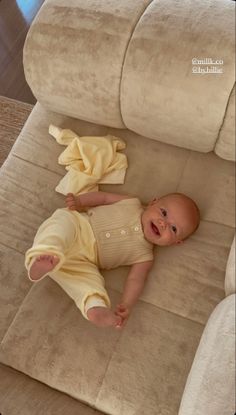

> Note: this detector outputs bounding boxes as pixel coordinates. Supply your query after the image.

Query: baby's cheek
[165,232,175,245]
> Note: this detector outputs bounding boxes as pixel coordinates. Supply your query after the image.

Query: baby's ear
[149,197,158,206]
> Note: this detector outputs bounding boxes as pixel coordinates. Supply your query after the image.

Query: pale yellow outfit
[49,125,128,195]
[25,199,153,319]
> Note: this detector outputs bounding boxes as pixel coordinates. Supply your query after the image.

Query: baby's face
[141,195,197,246]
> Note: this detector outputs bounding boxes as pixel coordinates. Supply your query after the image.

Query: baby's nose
[159,218,167,229]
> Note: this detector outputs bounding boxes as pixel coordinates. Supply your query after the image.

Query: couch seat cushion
[0,363,103,415]
[0,280,203,415]
[0,103,234,415]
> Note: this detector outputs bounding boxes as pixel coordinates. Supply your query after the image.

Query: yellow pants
[25,208,111,319]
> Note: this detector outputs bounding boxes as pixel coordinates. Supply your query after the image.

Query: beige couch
[0,1,235,414]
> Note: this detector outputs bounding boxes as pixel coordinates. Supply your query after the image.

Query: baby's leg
[49,263,121,328]
[25,209,79,281]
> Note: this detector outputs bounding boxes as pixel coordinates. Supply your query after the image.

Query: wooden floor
[0,0,45,104]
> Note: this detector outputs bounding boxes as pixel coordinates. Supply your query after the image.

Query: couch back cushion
[23,0,235,158]
[215,85,235,161]
[121,0,235,158]
[23,0,154,128]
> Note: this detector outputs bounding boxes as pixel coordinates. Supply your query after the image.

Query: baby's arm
[66,192,131,211]
[115,260,153,327]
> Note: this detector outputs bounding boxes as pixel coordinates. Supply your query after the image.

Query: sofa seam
[118,0,156,125]
[214,81,235,149]
[0,286,33,348]
[11,153,64,177]
[199,218,235,229]
[176,151,192,193]
[0,241,24,256]
[94,332,122,408]
[143,300,205,328]
[0,360,113,415]
[105,285,222,328]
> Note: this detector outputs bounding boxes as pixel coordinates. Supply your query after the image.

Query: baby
[25,191,200,329]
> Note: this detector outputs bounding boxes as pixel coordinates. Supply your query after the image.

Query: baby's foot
[29,254,59,281]
[87,307,122,328]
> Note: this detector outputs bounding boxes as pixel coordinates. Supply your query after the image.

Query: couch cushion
[120,0,235,154]
[0,103,234,414]
[0,280,203,415]
[23,0,235,159]
[23,0,154,128]
[0,363,103,415]
[178,294,235,415]
[0,246,31,342]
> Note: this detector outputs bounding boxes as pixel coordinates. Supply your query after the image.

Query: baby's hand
[66,193,87,212]
[115,303,130,328]
[66,193,77,210]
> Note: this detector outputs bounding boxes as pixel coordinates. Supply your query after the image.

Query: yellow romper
[25,198,153,318]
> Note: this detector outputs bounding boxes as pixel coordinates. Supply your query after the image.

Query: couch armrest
[225,236,235,296]
[178,294,235,415]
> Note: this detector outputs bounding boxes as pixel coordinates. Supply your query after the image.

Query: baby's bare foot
[29,254,59,281]
[87,307,122,328]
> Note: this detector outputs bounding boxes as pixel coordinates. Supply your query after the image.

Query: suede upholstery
[0,1,235,414]
[0,364,103,415]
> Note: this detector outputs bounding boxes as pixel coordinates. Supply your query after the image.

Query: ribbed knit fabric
[87,198,154,269]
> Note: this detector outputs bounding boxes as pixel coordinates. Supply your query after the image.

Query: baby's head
[141,193,200,246]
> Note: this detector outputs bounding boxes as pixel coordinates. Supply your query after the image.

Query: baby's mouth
[151,222,160,236]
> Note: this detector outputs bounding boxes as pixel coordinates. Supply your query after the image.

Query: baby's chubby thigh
[25,208,81,268]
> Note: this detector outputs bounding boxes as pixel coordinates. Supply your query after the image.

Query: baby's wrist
[76,195,82,207]
[76,196,88,212]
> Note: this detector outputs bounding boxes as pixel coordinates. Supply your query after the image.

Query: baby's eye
[171,225,177,234]
[160,208,167,217]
